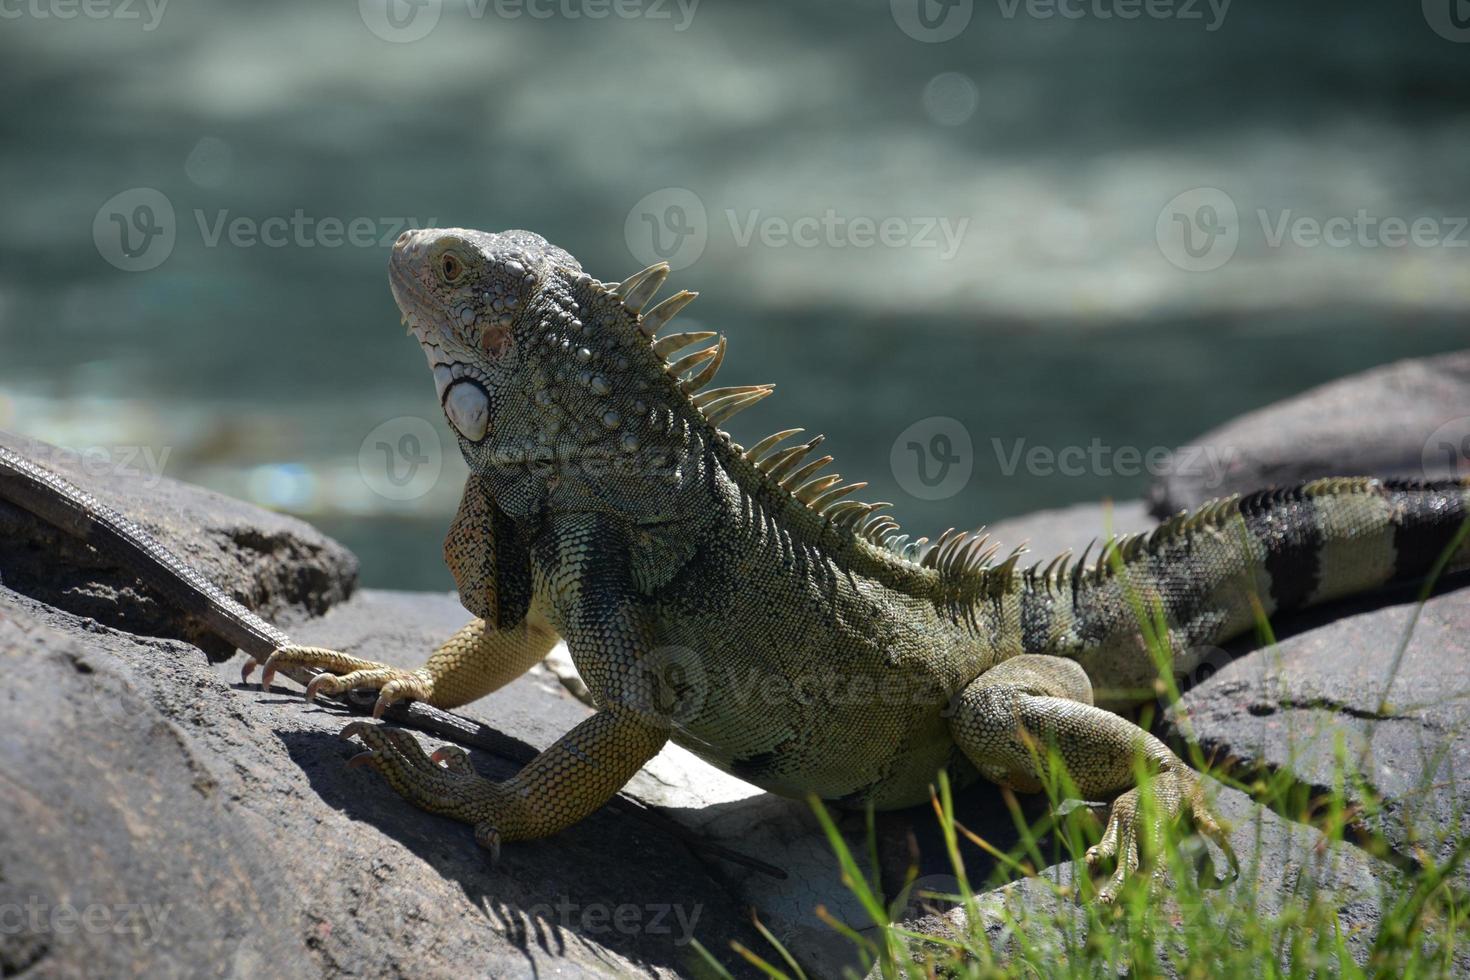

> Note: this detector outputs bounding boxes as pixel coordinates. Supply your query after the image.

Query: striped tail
[1026,477,1470,705]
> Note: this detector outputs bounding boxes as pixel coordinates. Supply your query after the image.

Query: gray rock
[1147,350,1470,516]
[0,588,764,978]
[0,430,358,661]
[1165,584,1470,887]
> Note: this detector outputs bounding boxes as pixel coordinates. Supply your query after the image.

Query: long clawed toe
[429,745,476,774]
[243,646,430,716]
[1085,769,1236,904]
[338,721,510,848]
[245,645,382,691]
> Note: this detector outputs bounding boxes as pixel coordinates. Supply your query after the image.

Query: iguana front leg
[950,655,1235,901]
[337,512,674,849]
[247,475,555,715]
[248,608,558,716]
[341,703,667,853]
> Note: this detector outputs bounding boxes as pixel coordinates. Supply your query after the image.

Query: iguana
[4,227,1468,903]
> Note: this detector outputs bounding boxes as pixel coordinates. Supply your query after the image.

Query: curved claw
[347,750,379,768]
[340,720,375,742]
[305,672,335,703]
[241,659,260,684]
[430,746,475,774]
[258,650,285,691]
[475,821,502,863]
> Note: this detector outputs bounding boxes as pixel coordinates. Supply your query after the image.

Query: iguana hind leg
[249,608,559,716]
[949,654,1235,901]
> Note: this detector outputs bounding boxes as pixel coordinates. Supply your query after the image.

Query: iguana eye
[440,252,465,283]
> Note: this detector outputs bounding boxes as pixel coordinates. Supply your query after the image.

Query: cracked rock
[1165,585,1470,886]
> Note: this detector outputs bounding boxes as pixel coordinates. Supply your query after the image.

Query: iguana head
[389,227,764,517]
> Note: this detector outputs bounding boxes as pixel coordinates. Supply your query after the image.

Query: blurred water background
[1,0,1466,589]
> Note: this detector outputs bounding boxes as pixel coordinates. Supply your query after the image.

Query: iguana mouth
[387,259,436,341]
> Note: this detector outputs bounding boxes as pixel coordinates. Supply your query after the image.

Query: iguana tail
[0,441,290,659]
[1023,477,1470,705]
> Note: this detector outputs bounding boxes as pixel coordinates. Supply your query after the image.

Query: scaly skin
[260,227,1470,900]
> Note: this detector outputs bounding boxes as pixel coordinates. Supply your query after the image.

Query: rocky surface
[1164,584,1470,887]
[1147,349,1470,516]
[0,585,771,978]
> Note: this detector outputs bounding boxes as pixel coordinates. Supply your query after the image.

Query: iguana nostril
[394,230,412,249]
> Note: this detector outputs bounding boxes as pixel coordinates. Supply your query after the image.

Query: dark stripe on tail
[1239,485,1322,613]
[1387,479,1468,580]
